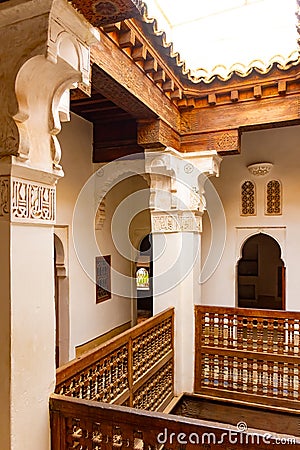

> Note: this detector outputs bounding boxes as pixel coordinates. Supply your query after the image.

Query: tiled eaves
[139,1,300,85]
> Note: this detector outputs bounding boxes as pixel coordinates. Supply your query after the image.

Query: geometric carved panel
[241,180,256,216]
[266,180,282,215]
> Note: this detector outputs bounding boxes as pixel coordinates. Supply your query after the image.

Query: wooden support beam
[208,93,217,105]
[119,29,135,48]
[170,89,183,100]
[153,70,166,83]
[163,80,175,92]
[144,58,158,73]
[92,33,180,130]
[138,119,180,150]
[132,45,147,61]
[278,80,287,95]
[231,90,239,102]
[101,22,121,33]
[181,129,240,154]
[254,85,262,98]
[180,95,300,155]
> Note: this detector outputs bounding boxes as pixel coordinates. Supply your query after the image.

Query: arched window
[266,180,282,215]
[136,267,150,290]
[241,181,256,216]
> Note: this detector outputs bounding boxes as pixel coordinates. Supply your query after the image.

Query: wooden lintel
[138,119,180,150]
[181,95,300,139]
[181,129,240,155]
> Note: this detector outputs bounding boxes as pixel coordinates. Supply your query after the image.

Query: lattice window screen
[241,181,256,216]
[266,180,282,215]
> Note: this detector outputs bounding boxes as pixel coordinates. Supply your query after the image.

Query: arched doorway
[136,234,153,322]
[238,233,285,310]
[54,233,69,367]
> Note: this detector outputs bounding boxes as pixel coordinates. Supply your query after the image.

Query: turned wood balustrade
[50,394,284,450]
[56,308,174,412]
[195,306,300,410]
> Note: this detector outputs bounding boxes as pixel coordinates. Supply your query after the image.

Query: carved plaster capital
[145,148,221,213]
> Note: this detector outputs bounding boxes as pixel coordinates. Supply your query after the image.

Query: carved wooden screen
[56,308,174,412]
[195,306,300,410]
[241,181,256,216]
[266,180,282,215]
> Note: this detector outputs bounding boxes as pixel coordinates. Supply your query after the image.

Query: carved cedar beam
[92,31,180,130]
[101,19,185,106]
[180,95,300,154]
[181,129,240,155]
[71,0,143,26]
[138,119,180,150]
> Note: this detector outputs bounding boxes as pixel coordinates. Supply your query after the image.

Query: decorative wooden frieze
[266,180,282,215]
[138,119,180,150]
[216,132,239,152]
[241,180,256,216]
[71,0,143,27]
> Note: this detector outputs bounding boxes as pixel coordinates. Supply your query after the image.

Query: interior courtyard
[1,0,300,448]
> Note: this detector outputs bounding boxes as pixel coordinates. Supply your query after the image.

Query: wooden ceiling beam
[71,0,143,27]
[92,30,180,130]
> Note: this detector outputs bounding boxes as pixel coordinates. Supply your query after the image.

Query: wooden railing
[56,308,174,412]
[50,394,283,449]
[195,306,300,410]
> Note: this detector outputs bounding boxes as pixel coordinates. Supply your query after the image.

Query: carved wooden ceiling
[71,0,143,26]
[71,0,300,162]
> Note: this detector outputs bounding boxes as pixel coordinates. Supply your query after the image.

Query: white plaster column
[0,1,97,449]
[145,148,221,395]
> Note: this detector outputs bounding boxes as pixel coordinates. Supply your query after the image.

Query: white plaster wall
[201,125,300,311]
[57,113,150,359]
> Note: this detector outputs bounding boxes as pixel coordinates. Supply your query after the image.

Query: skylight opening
[145,0,299,78]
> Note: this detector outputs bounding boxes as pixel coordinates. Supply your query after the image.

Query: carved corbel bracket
[0,0,98,176]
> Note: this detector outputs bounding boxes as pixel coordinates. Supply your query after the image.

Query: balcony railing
[56,308,174,411]
[195,306,300,410]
